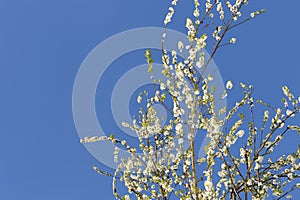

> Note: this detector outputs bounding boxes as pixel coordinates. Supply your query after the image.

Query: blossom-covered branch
[81,1,300,199]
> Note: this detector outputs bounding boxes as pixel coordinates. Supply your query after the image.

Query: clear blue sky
[0,0,299,199]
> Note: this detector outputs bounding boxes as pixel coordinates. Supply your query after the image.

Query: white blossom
[137,95,142,103]
[226,80,233,89]
[236,129,245,137]
[230,37,237,44]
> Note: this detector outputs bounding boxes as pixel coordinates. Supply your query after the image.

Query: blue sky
[1,0,299,199]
